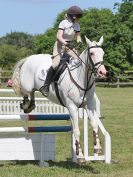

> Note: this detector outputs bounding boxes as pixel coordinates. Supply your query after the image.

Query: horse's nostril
[99,71,102,74]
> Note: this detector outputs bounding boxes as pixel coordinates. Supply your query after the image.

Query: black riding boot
[39,66,55,97]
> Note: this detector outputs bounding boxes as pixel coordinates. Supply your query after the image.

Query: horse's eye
[90,52,94,56]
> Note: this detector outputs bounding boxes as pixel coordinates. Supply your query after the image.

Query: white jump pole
[0,114,28,120]
[94,111,111,164]
[0,127,26,133]
[105,132,111,164]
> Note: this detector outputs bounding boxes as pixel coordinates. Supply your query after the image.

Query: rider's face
[69,14,82,21]
[72,15,81,21]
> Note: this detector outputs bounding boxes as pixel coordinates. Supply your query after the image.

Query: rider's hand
[65,43,73,50]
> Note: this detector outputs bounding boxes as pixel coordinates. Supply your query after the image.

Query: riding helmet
[67,5,83,18]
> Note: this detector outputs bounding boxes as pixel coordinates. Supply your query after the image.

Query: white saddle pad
[37,64,50,81]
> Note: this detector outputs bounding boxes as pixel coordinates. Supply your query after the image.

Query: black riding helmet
[67,5,83,19]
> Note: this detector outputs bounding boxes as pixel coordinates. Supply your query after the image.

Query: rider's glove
[65,43,73,50]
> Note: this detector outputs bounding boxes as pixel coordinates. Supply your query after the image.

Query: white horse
[12,36,106,162]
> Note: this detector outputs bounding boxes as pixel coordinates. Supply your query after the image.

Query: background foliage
[0,0,133,74]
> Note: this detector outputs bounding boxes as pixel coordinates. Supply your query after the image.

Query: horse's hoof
[94,148,103,154]
[24,109,31,113]
[24,104,36,113]
[20,103,23,109]
[77,158,86,164]
[20,101,30,110]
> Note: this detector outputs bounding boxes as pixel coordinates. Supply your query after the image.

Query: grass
[0,87,133,177]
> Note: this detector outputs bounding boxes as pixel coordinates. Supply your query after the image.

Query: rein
[67,45,103,107]
[67,65,94,92]
[67,45,103,92]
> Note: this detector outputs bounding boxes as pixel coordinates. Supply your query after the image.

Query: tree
[0,1,133,74]
[0,32,34,49]
[33,28,56,54]
[78,1,133,74]
[0,44,32,69]
[0,45,18,69]
[112,0,133,72]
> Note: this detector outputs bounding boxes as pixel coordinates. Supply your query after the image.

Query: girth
[54,82,65,107]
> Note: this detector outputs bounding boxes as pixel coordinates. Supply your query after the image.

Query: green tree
[111,0,133,72]
[0,44,32,69]
[1,0,133,74]
[0,32,34,49]
[0,45,18,69]
[78,1,133,74]
[33,28,56,54]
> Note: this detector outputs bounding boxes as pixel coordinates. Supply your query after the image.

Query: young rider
[40,5,83,97]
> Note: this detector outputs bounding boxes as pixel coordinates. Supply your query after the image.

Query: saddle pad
[38,68,47,81]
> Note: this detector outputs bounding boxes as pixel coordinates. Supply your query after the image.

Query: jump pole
[0,114,76,166]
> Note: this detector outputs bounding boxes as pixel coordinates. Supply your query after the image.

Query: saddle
[53,52,70,82]
[53,52,71,107]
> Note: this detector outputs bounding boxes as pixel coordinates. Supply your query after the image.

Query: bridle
[69,45,104,73]
[87,46,104,73]
[67,45,104,107]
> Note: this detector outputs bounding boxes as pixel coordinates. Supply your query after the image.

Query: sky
[0,0,122,37]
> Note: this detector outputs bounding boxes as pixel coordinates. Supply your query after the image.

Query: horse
[12,36,107,163]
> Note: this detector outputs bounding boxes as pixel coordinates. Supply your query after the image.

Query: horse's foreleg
[24,89,36,113]
[30,89,36,107]
[91,113,102,154]
[67,104,85,162]
[93,110,102,154]
[85,90,102,155]
[85,107,102,154]
[20,95,30,110]
[21,90,36,113]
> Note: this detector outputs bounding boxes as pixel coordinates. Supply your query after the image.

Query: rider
[40,5,83,97]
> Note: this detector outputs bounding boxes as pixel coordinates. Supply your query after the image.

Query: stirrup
[39,85,49,97]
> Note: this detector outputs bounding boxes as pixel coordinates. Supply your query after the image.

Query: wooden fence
[0,68,12,85]
[96,75,133,88]
[0,68,133,87]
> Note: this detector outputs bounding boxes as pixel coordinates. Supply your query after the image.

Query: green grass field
[0,87,133,177]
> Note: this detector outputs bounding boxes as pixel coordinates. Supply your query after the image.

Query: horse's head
[85,36,107,77]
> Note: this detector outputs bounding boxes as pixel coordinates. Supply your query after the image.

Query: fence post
[117,77,120,88]
[0,68,2,85]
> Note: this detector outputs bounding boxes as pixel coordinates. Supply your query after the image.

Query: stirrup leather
[39,84,49,97]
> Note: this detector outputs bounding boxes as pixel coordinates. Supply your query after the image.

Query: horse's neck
[72,49,89,88]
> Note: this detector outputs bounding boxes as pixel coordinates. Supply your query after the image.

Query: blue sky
[0,0,122,37]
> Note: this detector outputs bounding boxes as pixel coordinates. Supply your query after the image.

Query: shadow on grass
[0,160,37,167]
[0,160,100,174]
[48,160,100,174]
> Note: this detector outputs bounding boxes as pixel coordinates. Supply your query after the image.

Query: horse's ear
[85,35,92,46]
[98,36,104,46]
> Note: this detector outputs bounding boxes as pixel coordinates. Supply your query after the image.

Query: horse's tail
[12,58,26,95]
